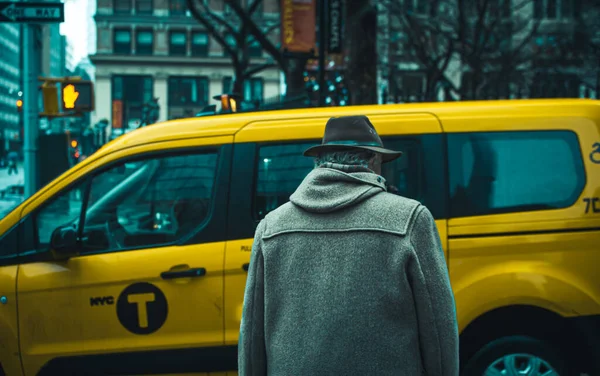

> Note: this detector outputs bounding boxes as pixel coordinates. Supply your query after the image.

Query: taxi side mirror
[50,225,79,258]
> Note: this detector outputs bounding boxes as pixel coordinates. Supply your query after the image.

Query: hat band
[324,140,382,147]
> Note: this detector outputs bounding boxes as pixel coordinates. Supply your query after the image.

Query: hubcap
[484,353,560,376]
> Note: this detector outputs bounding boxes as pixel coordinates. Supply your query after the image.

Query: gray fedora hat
[303,115,403,163]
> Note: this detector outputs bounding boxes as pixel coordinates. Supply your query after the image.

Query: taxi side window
[33,151,218,254]
[80,152,218,253]
[35,181,87,250]
[0,224,18,260]
[448,130,585,217]
[253,136,445,220]
[254,142,317,219]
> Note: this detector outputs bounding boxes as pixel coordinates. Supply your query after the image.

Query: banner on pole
[112,100,123,129]
[327,0,345,54]
[280,0,316,54]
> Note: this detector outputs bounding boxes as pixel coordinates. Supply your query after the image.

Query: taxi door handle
[242,263,249,272]
[161,267,206,280]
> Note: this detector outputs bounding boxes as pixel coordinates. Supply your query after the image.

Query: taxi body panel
[0,99,597,374]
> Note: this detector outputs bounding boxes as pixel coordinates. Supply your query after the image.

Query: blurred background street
[0,161,23,217]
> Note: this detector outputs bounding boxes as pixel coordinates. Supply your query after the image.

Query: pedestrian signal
[61,81,94,112]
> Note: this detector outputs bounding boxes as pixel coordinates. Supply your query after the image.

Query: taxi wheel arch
[459,305,589,374]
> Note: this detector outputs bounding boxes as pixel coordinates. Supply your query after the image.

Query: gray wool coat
[238,166,459,376]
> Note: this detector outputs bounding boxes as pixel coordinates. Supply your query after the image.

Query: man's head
[314,150,383,174]
[303,115,402,171]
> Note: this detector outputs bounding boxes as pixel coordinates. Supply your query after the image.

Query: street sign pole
[23,22,39,198]
[0,1,65,198]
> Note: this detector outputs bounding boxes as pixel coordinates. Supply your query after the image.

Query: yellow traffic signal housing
[61,81,94,112]
[41,85,59,116]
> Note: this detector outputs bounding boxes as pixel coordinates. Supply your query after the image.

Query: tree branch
[263,22,280,36]
[186,0,238,60]
[202,6,239,39]
[244,61,276,78]
[224,0,287,69]
[248,0,262,15]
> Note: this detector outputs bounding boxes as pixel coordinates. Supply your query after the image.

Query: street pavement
[0,163,24,219]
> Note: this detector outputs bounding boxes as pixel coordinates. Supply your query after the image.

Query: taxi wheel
[462,335,570,376]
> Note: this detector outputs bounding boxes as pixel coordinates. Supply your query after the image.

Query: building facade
[379,0,597,103]
[0,23,21,153]
[90,0,282,138]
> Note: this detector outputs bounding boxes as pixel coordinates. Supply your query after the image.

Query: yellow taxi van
[0,98,598,376]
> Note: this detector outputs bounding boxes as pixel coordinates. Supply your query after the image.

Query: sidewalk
[0,163,24,189]
[0,163,24,219]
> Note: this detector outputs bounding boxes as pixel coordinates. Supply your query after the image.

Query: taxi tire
[461,335,570,376]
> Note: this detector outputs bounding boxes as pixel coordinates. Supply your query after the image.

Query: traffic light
[70,138,80,161]
[38,76,96,118]
[61,81,94,112]
[16,99,23,112]
[41,84,59,116]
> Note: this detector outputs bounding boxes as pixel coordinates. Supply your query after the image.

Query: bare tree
[186,0,281,99]
[452,0,540,99]
[383,0,455,101]
[567,0,600,95]
[223,0,312,97]
[385,0,539,101]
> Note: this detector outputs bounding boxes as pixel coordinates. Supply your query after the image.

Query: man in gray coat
[239,115,459,375]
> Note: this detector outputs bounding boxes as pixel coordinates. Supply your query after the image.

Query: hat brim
[303,144,403,163]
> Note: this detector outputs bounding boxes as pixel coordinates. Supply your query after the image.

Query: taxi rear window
[448,130,585,217]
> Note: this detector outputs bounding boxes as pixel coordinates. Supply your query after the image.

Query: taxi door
[223,112,448,364]
[0,214,23,376]
[16,138,233,376]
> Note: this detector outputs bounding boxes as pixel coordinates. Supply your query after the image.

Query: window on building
[222,76,233,94]
[530,72,579,98]
[114,0,132,14]
[191,31,209,56]
[254,135,446,220]
[248,39,262,58]
[135,0,153,14]
[136,30,154,55]
[224,34,237,56]
[448,130,585,217]
[222,76,263,101]
[535,0,575,19]
[168,76,210,106]
[112,75,153,131]
[170,0,187,15]
[113,29,132,54]
[404,0,431,14]
[400,73,424,102]
[245,78,264,102]
[169,31,187,56]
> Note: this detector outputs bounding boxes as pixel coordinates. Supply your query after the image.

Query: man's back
[239,167,459,375]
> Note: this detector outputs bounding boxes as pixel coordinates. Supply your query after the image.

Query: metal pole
[23,24,39,198]
[318,0,327,107]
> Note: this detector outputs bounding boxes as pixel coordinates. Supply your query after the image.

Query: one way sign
[0,2,64,23]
